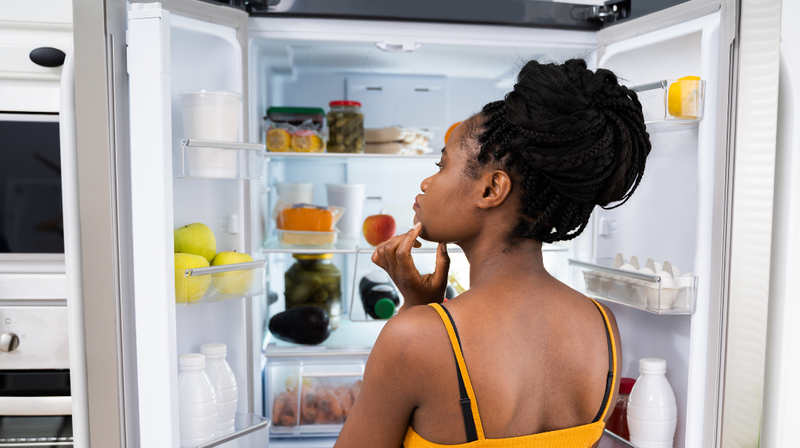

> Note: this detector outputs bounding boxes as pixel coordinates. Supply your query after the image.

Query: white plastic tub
[179,91,241,177]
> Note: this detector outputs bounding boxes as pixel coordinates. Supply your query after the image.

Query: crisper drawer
[264,348,368,438]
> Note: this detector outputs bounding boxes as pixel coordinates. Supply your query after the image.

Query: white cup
[276,182,314,205]
[326,183,366,239]
[179,91,241,178]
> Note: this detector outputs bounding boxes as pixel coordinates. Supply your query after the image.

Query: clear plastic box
[631,79,706,124]
[175,260,267,306]
[188,413,270,448]
[264,347,368,437]
[174,138,265,180]
[569,259,697,315]
[276,229,339,246]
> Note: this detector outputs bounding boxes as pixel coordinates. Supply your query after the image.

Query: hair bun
[475,59,651,243]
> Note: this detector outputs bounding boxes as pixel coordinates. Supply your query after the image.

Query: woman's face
[413,119,484,243]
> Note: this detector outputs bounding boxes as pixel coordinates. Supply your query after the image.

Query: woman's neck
[459,234,548,288]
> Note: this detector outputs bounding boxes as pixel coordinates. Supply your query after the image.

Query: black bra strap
[591,301,615,423]
[440,306,479,443]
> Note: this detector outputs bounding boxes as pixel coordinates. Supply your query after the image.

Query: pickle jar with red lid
[327,101,364,153]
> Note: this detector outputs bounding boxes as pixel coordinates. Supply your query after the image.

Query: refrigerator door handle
[59,40,90,447]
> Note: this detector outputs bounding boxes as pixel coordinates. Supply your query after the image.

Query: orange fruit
[444,122,462,144]
[267,128,290,152]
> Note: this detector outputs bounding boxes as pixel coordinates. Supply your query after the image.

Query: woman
[335,59,651,448]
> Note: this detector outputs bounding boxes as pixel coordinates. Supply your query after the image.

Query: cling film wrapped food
[264,118,327,153]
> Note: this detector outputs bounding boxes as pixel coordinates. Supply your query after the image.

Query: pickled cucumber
[327,111,364,153]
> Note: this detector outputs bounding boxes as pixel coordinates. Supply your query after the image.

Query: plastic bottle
[359,271,399,319]
[627,358,677,448]
[606,377,636,439]
[178,353,217,447]
[201,343,238,436]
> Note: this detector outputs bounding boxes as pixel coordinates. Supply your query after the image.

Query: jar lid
[619,377,636,394]
[293,253,334,260]
[639,357,667,374]
[179,353,205,368]
[374,298,397,319]
[200,343,226,356]
[329,100,362,108]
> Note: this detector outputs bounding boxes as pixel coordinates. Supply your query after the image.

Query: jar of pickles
[284,254,342,330]
[327,101,364,153]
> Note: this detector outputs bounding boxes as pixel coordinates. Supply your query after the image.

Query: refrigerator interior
[157,9,721,447]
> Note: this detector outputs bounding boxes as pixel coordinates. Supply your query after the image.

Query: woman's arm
[334,307,436,447]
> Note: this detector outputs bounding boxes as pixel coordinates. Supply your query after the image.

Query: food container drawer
[264,348,368,437]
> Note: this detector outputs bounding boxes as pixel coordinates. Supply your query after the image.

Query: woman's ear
[477,170,512,209]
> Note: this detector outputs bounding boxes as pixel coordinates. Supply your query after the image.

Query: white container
[627,358,678,448]
[179,91,241,178]
[326,183,366,239]
[276,182,314,205]
[178,353,217,447]
[201,343,238,436]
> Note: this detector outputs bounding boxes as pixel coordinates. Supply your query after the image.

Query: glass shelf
[175,259,267,306]
[631,79,706,125]
[190,413,270,448]
[174,138,265,179]
[569,258,697,315]
[265,152,439,161]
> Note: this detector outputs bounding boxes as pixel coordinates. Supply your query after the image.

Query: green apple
[174,223,216,263]
[174,253,211,303]
[211,251,255,296]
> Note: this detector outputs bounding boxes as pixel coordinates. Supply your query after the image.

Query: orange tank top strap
[588,298,618,422]
[428,303,485,442]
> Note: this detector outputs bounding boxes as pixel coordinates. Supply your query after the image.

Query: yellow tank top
[403,300,617,448]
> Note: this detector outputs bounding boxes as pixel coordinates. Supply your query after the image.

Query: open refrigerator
[60,0,785,447]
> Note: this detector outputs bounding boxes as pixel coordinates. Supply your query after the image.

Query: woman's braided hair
[472,59,651,244]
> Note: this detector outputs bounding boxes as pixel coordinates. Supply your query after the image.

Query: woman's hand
[371,223,450,311]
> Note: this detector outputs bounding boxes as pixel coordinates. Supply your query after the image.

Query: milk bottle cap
[200,343,227,357]
[179,353,206,369]
[639,357,667,374]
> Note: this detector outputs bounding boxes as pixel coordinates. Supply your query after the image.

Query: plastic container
[277,229,338,246]
[267,107,325,128]
[276,182,314,205]
[284,254,342,330]
[627,358,677,448]
[327,101,364,153]
[359,271,399,319]
[606,377,636,440]
[178,353,217,447]
[179,91,241,177]
[201,343,238,437]
[326,183,365,239]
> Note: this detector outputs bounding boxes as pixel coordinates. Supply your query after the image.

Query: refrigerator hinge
[575,0,630,24]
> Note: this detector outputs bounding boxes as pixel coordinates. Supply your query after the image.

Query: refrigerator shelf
[631,79,706,125]
[175,259,267,306]
[568,259,697,315]
[261,237,465,255]
[190,413,270,448]
[174,138,266,179]
[265,152,439,161]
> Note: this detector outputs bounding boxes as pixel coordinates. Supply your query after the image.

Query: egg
[676,272,694,289]
[652,270,677,310]
[671,265,682,277]
[619,263,637,272]
[654,261,663,272]
[638,267,656,275]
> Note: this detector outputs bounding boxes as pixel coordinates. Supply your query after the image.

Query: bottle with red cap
[606,377,636,439]
[327,100,364,153]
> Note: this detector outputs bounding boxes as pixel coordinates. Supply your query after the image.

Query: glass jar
[606,377,636,440]
[326,101,364,153]
[284,254,342,329]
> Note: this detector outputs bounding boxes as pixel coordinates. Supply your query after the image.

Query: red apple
[363,214,397,246]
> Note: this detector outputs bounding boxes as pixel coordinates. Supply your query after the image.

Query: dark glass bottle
[359,271,399,319]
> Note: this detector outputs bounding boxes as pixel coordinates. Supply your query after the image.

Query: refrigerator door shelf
[176,259,267,306]
[568,259,697,315]
[190,413,270,448]
[175,139,265,180]
[630,79,707,125]
[264,355,366,437]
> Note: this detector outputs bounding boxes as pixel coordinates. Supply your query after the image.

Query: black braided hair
[471,59,651,244]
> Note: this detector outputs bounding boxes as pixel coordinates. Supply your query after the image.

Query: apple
[211,251,255,296]
[174,253,212,303]
[363,214,396,246]
[174,223,217,263]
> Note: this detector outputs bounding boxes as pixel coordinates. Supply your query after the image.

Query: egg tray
[569,259,697,315]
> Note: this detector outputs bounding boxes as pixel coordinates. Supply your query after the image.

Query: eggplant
[269,306,331,345]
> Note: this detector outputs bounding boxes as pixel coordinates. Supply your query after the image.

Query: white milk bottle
[178,353,217,447]
[201,343,238,436]
[627,358,678,448]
